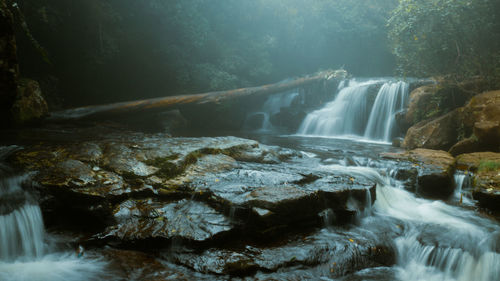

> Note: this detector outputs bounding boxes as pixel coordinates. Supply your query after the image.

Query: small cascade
[373,170,500,281]
[246,91,299,131]
[0,146,108,281]
[297,78,409,142]
[453,173,474,206]
[0,176,45,262]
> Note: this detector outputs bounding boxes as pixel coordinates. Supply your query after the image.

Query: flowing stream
[1,74,499,280]
[251,135,500,281]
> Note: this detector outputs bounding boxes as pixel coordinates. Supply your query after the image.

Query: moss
[145,156,182,179]
[478,160,500,173]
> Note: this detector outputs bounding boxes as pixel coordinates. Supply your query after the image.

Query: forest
[1,0,500,280]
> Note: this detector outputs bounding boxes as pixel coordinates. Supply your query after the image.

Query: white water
[326,164,500,281]
[298,79,409,142]
[0,146,109,281]
[247,91,299,131]
[364,81,409,141]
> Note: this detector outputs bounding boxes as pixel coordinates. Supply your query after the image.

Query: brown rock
[456,152,500,211]
[381,149,455,199]
[462,90,500,148]
[405,85,439,126]
[402,109,461,150]
[449,137,482,156]
[456,152,500,171]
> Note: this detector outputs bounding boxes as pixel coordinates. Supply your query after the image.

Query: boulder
[461,90,500,150]
[449,137,482,156]
[404,84,439,126]
[456,152,500,211]
[381,149,455,199]
[402,110,461,151]
[11,79,49,123]
[402,86,500,153]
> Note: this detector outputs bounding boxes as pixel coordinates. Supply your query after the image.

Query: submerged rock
[381,149,455,199]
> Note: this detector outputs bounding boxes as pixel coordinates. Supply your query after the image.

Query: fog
[15,0,398,107]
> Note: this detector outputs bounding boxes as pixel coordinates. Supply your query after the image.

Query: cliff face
[0,0,19,126]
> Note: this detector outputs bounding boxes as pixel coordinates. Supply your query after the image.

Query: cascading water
[246,91,299,131]
[0,146,108,281]
[0,176,45,262]
[364,81,409,141]
[330,164,500,281]
[297,79,409,142]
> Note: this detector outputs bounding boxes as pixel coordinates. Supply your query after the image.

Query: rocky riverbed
[1,124,500,280]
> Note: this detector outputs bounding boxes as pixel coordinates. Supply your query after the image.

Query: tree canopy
[388,0,500,81]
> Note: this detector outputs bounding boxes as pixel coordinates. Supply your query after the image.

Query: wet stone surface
[99,199,232,243]
[381,148,455,199]
[169,228,395,278]
[6,132,388,279]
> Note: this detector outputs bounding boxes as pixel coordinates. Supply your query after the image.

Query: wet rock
[11,79,49,123]
[461,90,500,148]
[404,89,500,153]
[381,149,455,199]
[391,137,404,148]
[98,199,232,243]
[171,229,395,277]
[188,161,375,233]
[103,248,212,280]
[404,84,439,126]
[10,136,285,229]
[456,152,500,172]
[402,109,461,151]
[456,152,500,211]
[449,137,482,156]
[394,110,409,134]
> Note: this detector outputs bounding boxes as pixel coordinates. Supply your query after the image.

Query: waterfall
[297,79,409,142]
[0,147,108,281]
[0,176,45,262]
[246,91,299,131]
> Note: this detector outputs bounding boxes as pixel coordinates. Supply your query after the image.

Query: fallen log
[49,69,346,120]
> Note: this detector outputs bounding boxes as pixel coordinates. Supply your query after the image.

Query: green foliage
[388,0,500,80]
[478,160,500,173]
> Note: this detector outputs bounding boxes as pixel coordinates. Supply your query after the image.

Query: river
[1,78,499,280]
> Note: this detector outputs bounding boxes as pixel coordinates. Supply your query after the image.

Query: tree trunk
[0,0,19,126]
[50,70,344,120]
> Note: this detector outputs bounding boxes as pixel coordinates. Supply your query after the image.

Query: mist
[14,0,397,107]
[1,0,500,280]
